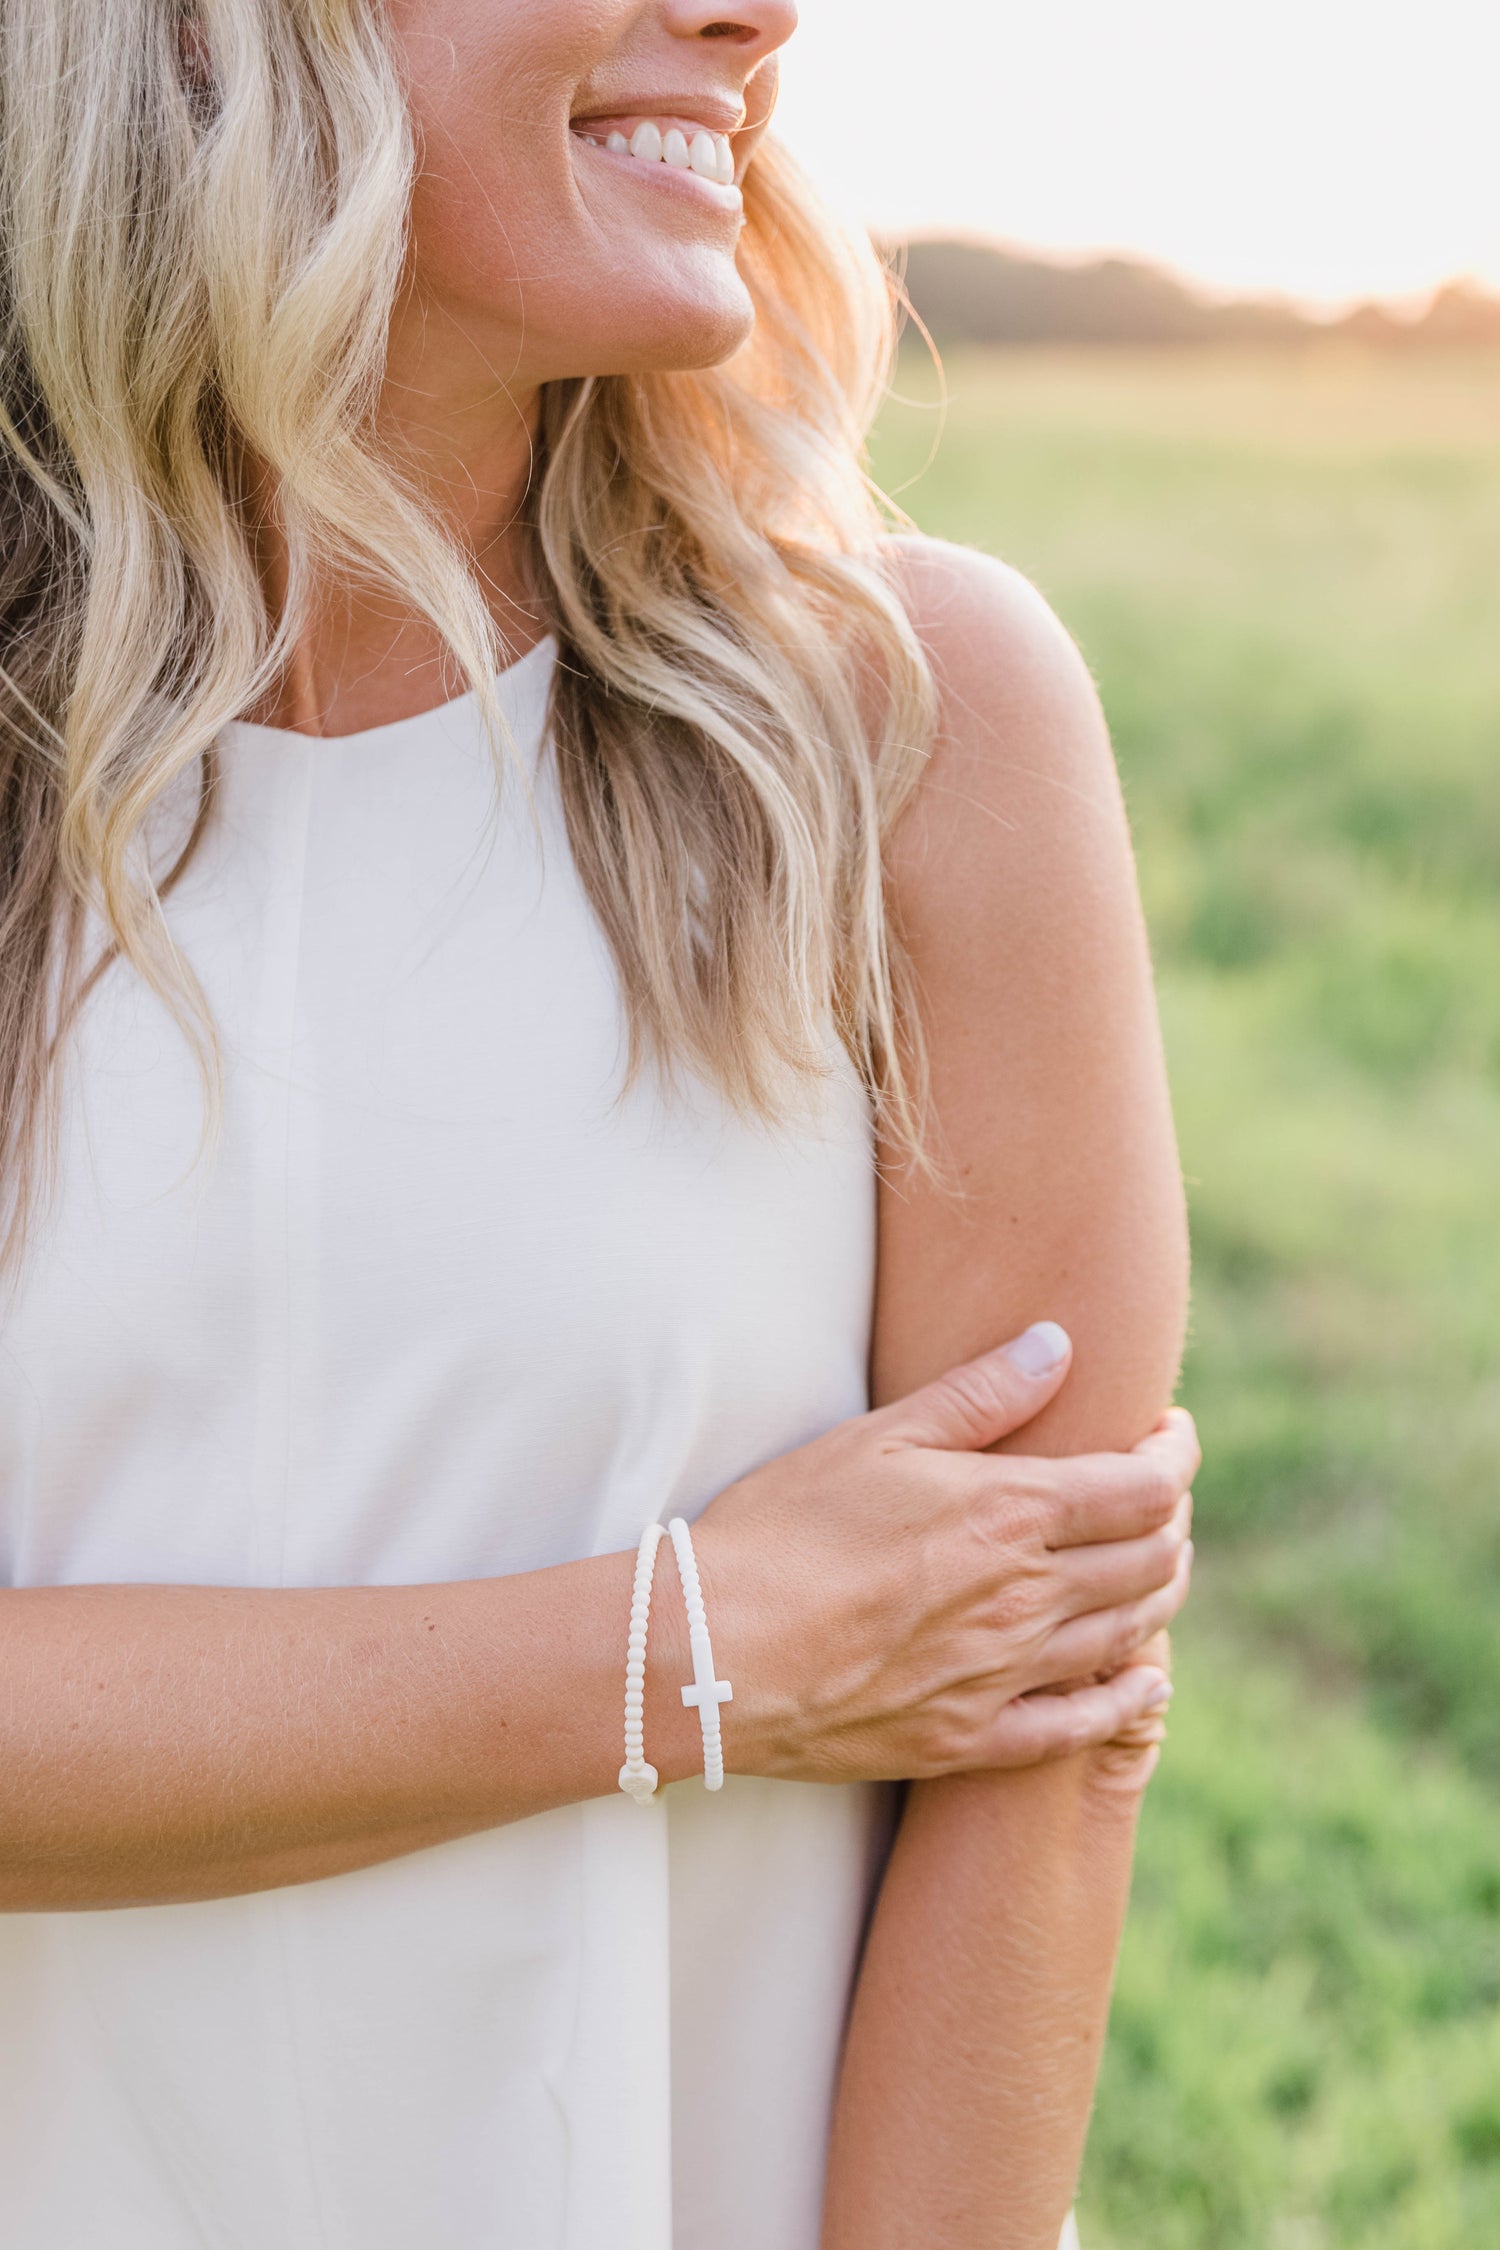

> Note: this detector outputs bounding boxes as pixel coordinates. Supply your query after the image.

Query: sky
[772,0,1500,309]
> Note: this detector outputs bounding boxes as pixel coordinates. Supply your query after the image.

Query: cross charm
[680,1626,733,1718]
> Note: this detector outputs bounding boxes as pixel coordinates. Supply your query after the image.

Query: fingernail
[1002,1321,1070,1377]
[1143,1675,1175,1713]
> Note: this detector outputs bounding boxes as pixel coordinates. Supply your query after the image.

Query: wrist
[684,1509,803,1782]
[633,1541,705,1791]
[473,1549,704,1813]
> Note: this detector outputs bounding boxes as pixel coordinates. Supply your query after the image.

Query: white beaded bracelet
[618,1520,666,1805]
[667,1516,733,1792]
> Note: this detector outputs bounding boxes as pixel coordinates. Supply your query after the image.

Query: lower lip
[569,134,743,214]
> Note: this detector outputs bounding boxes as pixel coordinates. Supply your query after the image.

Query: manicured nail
[1002,1321,1070,1377]
[1143,1675,1175,1713]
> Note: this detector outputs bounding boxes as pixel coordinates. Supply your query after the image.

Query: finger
[1124,1626,1174,1680]
[1032,1447,1189,1550]
[978,1666,1175,1772]
[1107,1712,1172,1751]
[1099,1656,1178,1748]
[1038,1542,1194,1681]
[879,1323,1073,1454]
[1050,1515,1188,1620]
[1135,1408,1202,1490]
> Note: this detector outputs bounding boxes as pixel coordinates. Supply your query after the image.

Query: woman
[0,4,1195,2247]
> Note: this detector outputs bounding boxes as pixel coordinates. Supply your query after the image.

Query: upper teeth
[579,122,736,186]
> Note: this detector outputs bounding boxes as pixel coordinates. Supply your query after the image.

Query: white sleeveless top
[0,637,894,2250]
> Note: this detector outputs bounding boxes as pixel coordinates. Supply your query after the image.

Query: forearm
[0,1557,699,1911]
[823,1748,1146,2250]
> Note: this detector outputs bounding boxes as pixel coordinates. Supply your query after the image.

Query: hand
[690,1325,1198,1784]
[1071,1629,1179,1798]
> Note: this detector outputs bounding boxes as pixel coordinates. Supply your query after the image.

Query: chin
[532,269,757,383]
[619,297,755,378]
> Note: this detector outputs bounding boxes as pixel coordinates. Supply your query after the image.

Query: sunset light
[777,0,1500,308]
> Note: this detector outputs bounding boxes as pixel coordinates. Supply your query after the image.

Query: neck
[251,297,546,737]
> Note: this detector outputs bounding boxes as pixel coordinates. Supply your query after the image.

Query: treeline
[889,237,1500,350]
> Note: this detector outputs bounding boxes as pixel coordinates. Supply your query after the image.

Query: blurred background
[778,6,1500,2246]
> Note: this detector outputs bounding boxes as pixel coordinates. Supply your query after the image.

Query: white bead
[618,1761,659,1804]
[619,1520,667,1805]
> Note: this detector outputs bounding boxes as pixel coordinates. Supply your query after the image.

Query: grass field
[873,346,1500,2247]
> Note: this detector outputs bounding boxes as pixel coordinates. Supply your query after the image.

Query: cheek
[408,147,757,379]
[393,2,754,379]
[393,2,585,308]
[406,116,570,305]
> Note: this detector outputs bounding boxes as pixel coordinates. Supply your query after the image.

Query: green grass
[1090,1634,1500,2250]
[872,346,1500,2244]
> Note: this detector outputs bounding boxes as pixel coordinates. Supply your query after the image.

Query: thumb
[881,1322,1073,1451]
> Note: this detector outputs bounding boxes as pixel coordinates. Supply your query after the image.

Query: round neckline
[221,632,556,754]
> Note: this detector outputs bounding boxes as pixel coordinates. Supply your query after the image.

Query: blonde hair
[0,0,934,1264]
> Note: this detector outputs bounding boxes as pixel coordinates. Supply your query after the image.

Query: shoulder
[879,533,1132,968]
[885,531,1105,757]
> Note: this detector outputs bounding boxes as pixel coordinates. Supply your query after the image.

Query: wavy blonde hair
[0,0,935,1265]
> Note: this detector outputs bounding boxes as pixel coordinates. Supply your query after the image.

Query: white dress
[0,636,1084,2250]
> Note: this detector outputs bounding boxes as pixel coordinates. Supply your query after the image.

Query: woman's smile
[385,2,790,384]
[570,112,741,199]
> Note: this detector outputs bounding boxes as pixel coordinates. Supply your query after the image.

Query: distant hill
[889,238,1500,351]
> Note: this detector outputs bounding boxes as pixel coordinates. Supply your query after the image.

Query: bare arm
[0,1558,705,1910]
[3,1370,1187,1913]
[822,544,1192,2248]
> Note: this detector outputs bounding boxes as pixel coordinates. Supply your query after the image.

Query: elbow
[1078,1731,1164,1810]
